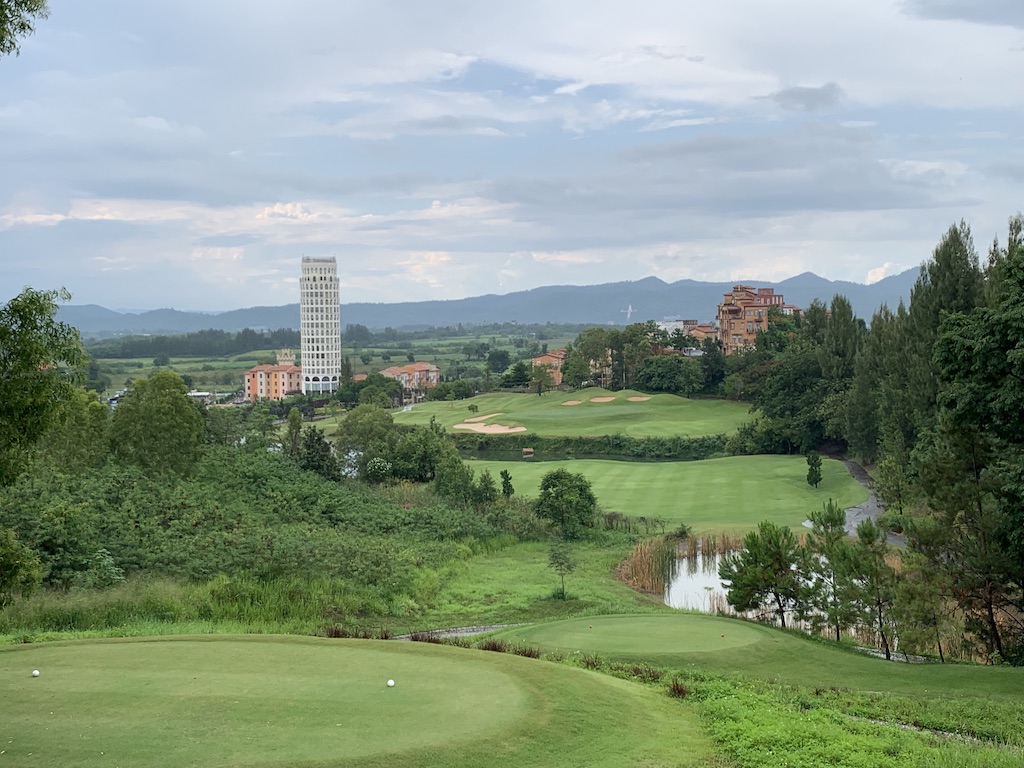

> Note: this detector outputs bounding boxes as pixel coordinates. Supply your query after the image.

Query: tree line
[720,216,1024,663]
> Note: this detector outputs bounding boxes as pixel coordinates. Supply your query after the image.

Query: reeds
[618,535,678,594]
[679,531,743,559]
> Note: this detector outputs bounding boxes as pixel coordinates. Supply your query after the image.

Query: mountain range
[59,269,920,337]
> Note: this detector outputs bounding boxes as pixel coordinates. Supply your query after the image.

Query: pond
[664,552,732,612]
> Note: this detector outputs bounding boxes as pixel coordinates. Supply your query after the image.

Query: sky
[1,1,1022,311]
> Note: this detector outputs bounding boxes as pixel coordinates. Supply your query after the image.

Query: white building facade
[300,257,341,395]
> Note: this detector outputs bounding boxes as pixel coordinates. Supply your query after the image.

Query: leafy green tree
[110,370,204,476]
[473,470,498,508]
[36,387,110,473]
[205,405,245,447]
[805,500,857,641]
[286,407,303,457]
[337,404,394,455]
[0,527,41,608]
[359,352,372,365]
[698,337,726,394]
[530,364,553,396]
[535,469,597,539]
[433,455,476,508]
[894,550,952,662]
[486,348,512,373]
[0,287,86,485]
[560,349,591,388]
[0,0,48,58]
[719,521,807,628]
[503,361,531,387]
[152,353,170,367]
[548,542,576,599]
[806,451,822,488]
[297,426,341,481]
[500,469,514,499]
[339,355,353,382]
[633,355,703,396]
[874,423,911,517]
[358,385,393,408]
[848,518,898,660]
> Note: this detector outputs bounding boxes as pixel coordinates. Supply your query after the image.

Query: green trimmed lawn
[494,614,1024,700]
[393,388,752,438]
[1,635,718,767]
[468,455,867,532]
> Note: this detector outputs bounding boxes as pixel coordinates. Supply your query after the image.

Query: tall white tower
[300,257,341,395]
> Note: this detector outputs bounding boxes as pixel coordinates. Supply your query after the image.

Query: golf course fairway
[468,454,867,530]
[1,635,718,767]
[392,388,752,438]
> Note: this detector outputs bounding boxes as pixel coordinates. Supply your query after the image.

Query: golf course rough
[1,634,717,767]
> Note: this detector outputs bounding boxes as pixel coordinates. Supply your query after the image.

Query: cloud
[866,262,896,283]
[763,82,845,111]
[900,0,1024,29]
[2,1,1023,310]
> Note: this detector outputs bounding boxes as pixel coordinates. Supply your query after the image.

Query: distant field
[465,455,866,531]
[394,388,752,438]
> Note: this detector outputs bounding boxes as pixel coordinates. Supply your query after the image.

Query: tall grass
[0,575,405,641]
[617,536,678,595]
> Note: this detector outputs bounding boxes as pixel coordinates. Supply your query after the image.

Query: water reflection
[664,552,730,611]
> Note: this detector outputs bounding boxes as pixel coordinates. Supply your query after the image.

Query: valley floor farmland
[467,455,867,531]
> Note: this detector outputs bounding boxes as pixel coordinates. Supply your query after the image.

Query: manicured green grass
[468,455,867,531]
[393,388,752,438]
[493,614,1024,700]
[1,635,720,767]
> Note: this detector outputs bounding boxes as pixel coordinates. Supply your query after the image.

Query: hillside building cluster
[243,256,442,403]
[244,264,800,402]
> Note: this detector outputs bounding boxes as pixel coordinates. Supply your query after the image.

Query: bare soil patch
[562,400,582,406]
[589,396,616,403]
[453,423,528,434]
[627,396,651,402]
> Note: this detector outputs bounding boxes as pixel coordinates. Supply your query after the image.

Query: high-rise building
[716,285,800,355]
[300,257,341,395]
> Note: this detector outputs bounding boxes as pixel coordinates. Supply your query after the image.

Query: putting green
[0,635,718,767]
[496,614,765,659]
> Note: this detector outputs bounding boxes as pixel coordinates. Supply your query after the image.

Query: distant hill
[59,269,920,337]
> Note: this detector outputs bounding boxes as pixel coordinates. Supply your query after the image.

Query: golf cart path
[840,460,906,547]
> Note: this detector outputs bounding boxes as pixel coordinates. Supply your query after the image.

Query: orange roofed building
[244,349,302,402]
[717,285,800,355]
[531,348,567,386]
[379,362,441,400]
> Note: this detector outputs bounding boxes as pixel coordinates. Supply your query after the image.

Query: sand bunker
[589,396,615,403]
[627,396,651,402]
[453,423,528,434]
[562,400,582,406]
[465,412,502,423]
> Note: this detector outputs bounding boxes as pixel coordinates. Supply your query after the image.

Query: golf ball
[32,670,40,677]
[387,679,395,687]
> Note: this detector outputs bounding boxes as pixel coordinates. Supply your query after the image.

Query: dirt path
[840,460,906,547]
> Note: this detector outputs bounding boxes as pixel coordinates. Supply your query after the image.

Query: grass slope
[393,388,752,438]
[1,635,719,768]
[468,455,867,531]
[493,614,1024,700]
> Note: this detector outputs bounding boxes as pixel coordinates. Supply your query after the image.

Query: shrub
[667,677,690,699]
